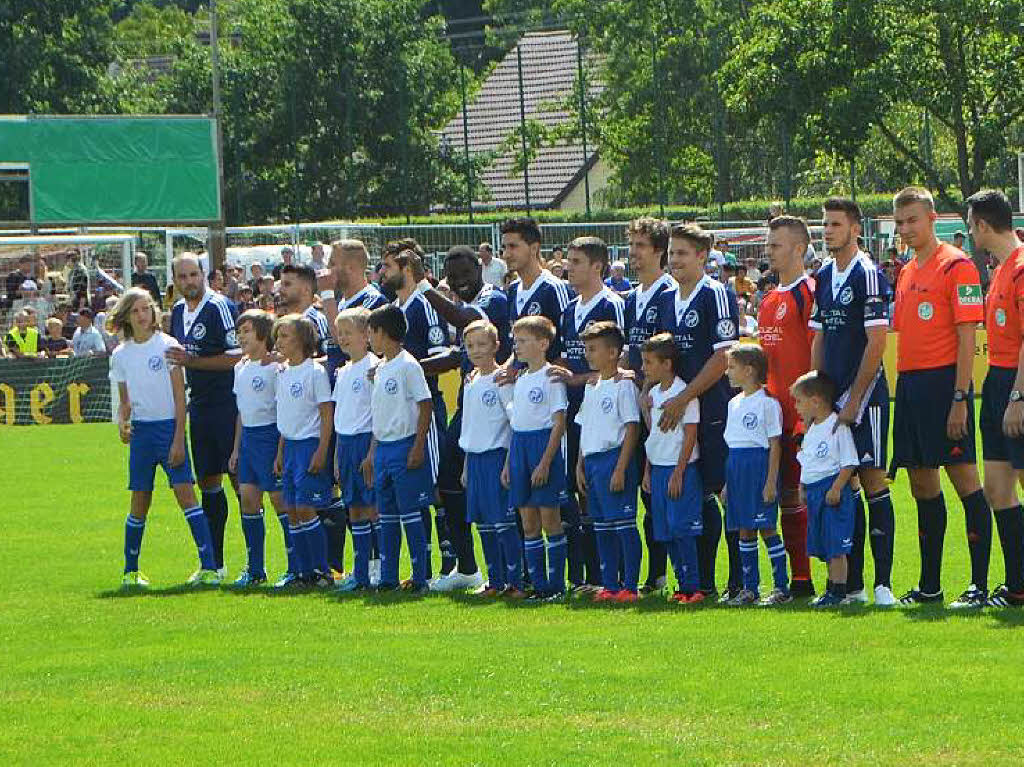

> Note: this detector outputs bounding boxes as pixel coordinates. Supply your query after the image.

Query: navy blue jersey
[170,290,239,409]
[303,305,334,359]
[325,284,390,373]
[398,291,452,394]
[507,269,574,360]
[809,253,891,408]
[458,283,512,378]
[655,276,738,417]
[624,273,676,378]
[560,288,625,408]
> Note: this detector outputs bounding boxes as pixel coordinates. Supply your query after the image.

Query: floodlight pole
[209,0,227,273]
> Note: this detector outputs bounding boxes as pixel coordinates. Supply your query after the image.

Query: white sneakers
[873,585,897,606]
[428,570,485,592]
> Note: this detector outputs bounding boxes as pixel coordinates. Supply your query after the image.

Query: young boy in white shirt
[332,307,379,592]
[273,314,335,589]
[641,333,704,603]
[228,309,289,588]
[459,319,521,597]
[367,304,434,593]
[791,371,859,608]
[502,315,570,601]
[575,321,642,603]
[723,345,790,606]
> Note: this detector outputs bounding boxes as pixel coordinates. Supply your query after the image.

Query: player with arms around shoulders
[967,189,1024,607]
[890,186,992,607]
[110,288,219,589]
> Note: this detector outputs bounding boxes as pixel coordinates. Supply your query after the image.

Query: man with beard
[167,253,241,582]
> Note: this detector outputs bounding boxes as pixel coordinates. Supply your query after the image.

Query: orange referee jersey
[893,242,984,372]
[985,246,1024,369]
[758,275,814,430]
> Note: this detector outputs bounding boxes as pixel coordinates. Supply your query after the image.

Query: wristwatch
[952,389,968,402]
[1010,390,1024,403]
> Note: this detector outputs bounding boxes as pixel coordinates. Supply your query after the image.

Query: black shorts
[566,402,582,495]
[698,415,727,495]
[980,366,1024,470]
[891,366,975,470]
[189,401,238,479]
[849,399,889,471]
[437,407,466,494]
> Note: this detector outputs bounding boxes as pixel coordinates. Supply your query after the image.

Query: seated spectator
[737,298,758,338]
[550,261,565,280]
[64,250,89,304]
[721,259,737,286]
[605,261,632,293]
[503,270,518,290]
[209,268,226,294]
[6,310,43,359]
[34,256,54,298]
[96,295,119,352]
[72,309,107,357]
[41,318,71,358]
[272,246,294,280]
[225,265,241,300]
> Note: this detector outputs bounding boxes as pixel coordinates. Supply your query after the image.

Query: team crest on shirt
[716,319,736,337]
[428,326,445,346]
[996,308,1007,327]
[815,441,829,458]
[226,330,237,347]
[482,388,498,407]
[384,378,399,395]
[351,378,364,393]
[775,302,787,321]
[148,355,163,371]
[645,307,658,324]
[600,396,614,414]
[918,301,934,321]
[521,301,538,316]
[743,412,758,429]
[192,322,206,340]
[289,382,303,398]
[684,310,699,328]
[839,286,854,305]
[251,376,265,392]
[528,387,544,404]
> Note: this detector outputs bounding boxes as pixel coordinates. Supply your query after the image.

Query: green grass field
[4,423,1024,765]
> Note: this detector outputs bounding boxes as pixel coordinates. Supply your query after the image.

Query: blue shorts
[509,428,568,509]
[336,432,375,508]
[980,366,1024,470]
[238,424,282,493]
[805,474,855,561]
[466,448,515,525]
[649,463,703,542]
[375,435,435,515]
[188,402,237,479]
[583,447,639,522]
[891,366,976,469]
[725,447,779,531]
[128,419,195,491]
[281,437,332,508]
[698,414,728,494]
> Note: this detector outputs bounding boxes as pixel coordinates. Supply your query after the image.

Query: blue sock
[401,511,429,585]
[497,523,523,590]
[546,533,567,594]
[477,524,505,590]
[240,512,266,578]
[524,537,548,593]
[306,517,330,574]
[593,522,620,591]
[739,537,759,592]
[615,521,642,593]
[351,521,372,586]
[764,534,789,591]
[277,513,297,575]
[676,536,700,592]
[183,505,216,570]
[123,513,146,573]
[290,521,311,577]
[379,514,402,586]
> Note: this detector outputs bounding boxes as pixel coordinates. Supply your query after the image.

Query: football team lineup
[103,188,1024,612]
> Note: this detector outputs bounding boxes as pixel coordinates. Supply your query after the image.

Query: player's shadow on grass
[96,583,210,599]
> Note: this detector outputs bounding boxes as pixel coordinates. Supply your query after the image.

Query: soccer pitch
[3,424,1024,765]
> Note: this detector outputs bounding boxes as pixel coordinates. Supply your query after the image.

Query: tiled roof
[441,30,603,210]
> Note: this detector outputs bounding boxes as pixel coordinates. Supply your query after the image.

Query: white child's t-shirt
[333,353,378,436]
[723,388,783,449]
[459,370,514,453]
[370,349,432,442]
[797,413,859,484]
[509,364,568,432]
[275,358,332,441]
[109,332,181,422]
[645,377,700,466]
[574,377,641,457]
[233,358,279,428]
